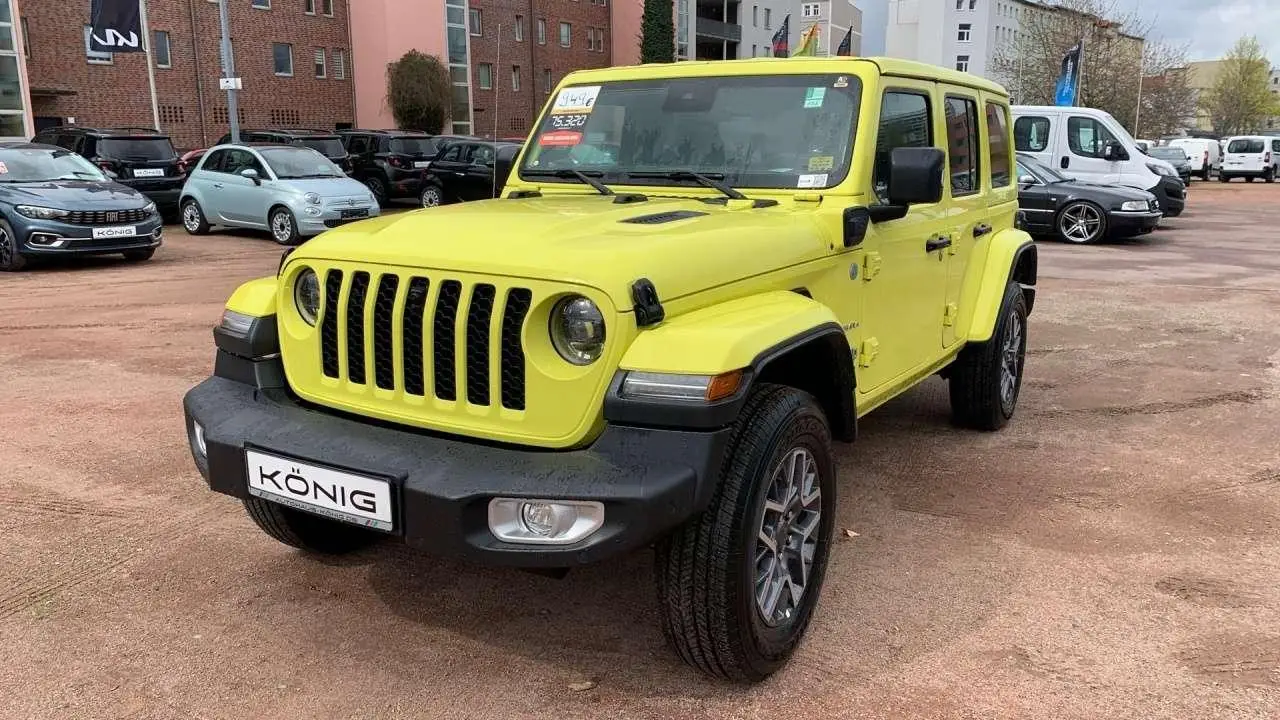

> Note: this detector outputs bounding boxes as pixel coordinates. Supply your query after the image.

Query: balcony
[696,16,742,43]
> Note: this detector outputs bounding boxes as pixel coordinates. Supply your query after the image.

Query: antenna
[493,23,501,199]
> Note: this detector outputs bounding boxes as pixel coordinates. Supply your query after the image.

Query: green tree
[640,0,675,64]
[1200,36,1278,135]
[386,51,452,133]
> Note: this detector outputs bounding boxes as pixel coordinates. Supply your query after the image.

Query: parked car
[183,57,1039,683]
[31,126,184,217]
[419,141,521,207]
[1168,137,1221,180]
[1220,136,1277,183]
[1146,146,1193,185]
[178,148,207,175]
[1013,105,1185,217]
[216,129,352,174]
[179,143,379,245]
[0,142,162,271]
[337,129,470,205]
[1015,153,1161,244]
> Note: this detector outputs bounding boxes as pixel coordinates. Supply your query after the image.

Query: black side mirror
[842,207,871,247]
[888,147,945,206]
[1103,141,1128,162]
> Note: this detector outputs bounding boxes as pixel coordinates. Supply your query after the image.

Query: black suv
[337,129,470,205]
[31,127,184,215]
[216,129,351,174]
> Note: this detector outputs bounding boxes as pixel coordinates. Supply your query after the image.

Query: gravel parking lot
[2,184,1278,719]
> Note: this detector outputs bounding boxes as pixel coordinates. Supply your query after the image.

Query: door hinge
[862,252,882,281]
[858,338,879,368]
[943,302,958,327]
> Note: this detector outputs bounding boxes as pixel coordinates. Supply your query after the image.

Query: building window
[469,8,482,35]
[537,18,546,44]
[273,42,293,76]
[752,5,758,26]
[512,65,521,91]
[252,0,269,8]
[509,117,526,133]
[587,27,605,52]
[543,68,553,93]
[802,3,820,18]
[305,0,315,14]
[559,22,571,47]
[20,16,28,58]
[333,48,346,80]
[314,48,326,78]
[765,8,771,29]
[957,23,971,42]
[84,25,112,64]
[515,15,524,41]
[322,0,333,16]
[477,63,492,89]
[446,0,473,135]
[955,54,969,72]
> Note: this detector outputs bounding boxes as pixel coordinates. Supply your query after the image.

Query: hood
[277,177,372,197]
[0,180,149,209]
[293,195,834,310]
[1068,181,1154,203]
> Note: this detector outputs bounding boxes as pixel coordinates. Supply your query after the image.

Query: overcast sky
[858,0,1280,61]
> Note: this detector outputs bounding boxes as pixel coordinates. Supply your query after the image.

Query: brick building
[18,0,355,149]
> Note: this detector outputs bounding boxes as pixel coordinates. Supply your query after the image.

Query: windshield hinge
[631,278,665,328]
[793,192,823,203]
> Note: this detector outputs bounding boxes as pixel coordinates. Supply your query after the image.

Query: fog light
[28,232,66,248]
[488,498,605,545]
[192,422,207,457]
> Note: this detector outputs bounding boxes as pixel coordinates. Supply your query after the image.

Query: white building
[678,1,863,61]
[885,0,1029,85]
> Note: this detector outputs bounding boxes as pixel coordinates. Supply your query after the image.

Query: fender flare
[966,230,1037,344]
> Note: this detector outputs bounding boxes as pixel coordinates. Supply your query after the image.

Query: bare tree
[1199,36,1279,135]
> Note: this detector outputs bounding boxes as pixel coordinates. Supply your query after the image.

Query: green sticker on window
[804,87,827,109]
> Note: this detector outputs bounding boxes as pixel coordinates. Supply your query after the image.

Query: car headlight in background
[549,296,605,365]
[1120,200,1149,212]
[1147,163,1174,178]
[15,205,70,220]
[294,268,320,325]
[142,201,157,215]
[303,192,321,205]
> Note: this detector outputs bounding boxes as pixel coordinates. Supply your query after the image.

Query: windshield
[1149,148,1186,162]
[259,147,343,179]
[1016,154,1069,183]
[0,148,108,182]
[1228,138,1264,153]
[296,137,346,157]
[389,137,439,156]
[98,137,177,161]
[520,74,862,190]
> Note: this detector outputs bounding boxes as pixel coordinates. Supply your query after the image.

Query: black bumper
[183,370,731,567]
[1153,176,1186,217]
[1108,211,1161,236]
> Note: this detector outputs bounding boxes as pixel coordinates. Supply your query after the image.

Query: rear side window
[1014,116,1049,152]
[98,137,177,161]
[389,137,438,155]
[945,95,980,196]
[1066,116,1117,158]
[1227,139,1264,153]
[297,137,346,156]
[1273,140,1280,152]
[985,102,1011,188]
[874,91,932,202]
[344,135,370,154]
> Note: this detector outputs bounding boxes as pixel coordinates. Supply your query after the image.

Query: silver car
[179,144,380,245]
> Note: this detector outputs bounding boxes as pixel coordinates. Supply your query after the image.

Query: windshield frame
[0,148,110,183]
[257,146,344,180]
[518,72,864,192]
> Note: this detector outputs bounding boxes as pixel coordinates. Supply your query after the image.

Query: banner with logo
[771,14,790,58]
[836,28,854,56]
[1054,41,1083,106]
[793,23,820,57]
[89,0,144,53]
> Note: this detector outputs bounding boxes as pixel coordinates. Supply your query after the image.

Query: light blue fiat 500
[179,144,379,245]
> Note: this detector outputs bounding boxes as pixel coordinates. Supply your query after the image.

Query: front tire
[1056,201,1106,244]
[949,282,1029,431]
[181,198,210,235]
[1219,173,1230,183]
[243,497,379,555]
[655,384,835,682]
[420,183,444,208]
[269,207,301,246]
[0,219,27,271]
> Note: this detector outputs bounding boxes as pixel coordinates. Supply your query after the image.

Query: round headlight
[294,269,320,326]
[550,296,605,365]
[303,192,321,205]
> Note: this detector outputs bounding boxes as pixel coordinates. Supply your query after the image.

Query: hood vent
[620,210,709,225]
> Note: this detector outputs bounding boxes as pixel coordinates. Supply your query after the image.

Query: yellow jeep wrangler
[184,57,1036,682]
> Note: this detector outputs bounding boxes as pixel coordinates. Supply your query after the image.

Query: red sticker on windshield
[539,130,583,147]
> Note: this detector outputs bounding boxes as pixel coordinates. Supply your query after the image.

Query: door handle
[925,236,952,253]
[454,171,466,176]
[1060,156,1070,169]
[973,223,993,238]
[212,183,224,188]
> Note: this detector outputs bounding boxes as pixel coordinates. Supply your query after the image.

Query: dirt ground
[1,184,1278,719]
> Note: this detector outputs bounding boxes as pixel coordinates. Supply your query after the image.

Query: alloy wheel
[755,447,823,628]
[1001,310,1025,411]
[182,203,201,233]
[271,212,293,244]
[1059,203,1102,243]
[421,187,441,208]
[0,227,13,266]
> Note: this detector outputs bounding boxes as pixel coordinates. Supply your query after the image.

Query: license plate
[132,168,165,178]
[92,226,138,239]
[413,161,431,169]
[245,450,393,531]
[340,208,368,219]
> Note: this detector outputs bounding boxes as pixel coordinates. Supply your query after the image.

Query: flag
[1053,41,1083,106]
[771,14,790,58]
[793,23,820,57]
[89,0,144,53]
[836,27,854,56]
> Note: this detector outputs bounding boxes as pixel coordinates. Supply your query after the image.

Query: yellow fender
[225,276,278,318]
[964,228,1036,344]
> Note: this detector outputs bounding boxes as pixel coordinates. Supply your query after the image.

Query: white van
[1012,105,1186,216]
[1220,136,1277,183]
[1168,137,1221,180]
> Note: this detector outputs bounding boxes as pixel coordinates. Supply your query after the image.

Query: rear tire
[181,198,210,235]
[949,282,1029,431]
[1266,168,1276,183]
[0,219,26,272]
[420,183,445,208]
[1246,176,1255,183]
[243,497,379,555]
[364,175,389,207]
[121,248,155,262]
[655,384,836,682]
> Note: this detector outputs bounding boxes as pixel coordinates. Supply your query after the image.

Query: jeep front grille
[318,269,534,410]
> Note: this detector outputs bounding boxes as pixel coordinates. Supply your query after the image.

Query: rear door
[463,143,498,200]
[1013,113,1053,168]
[940,89,992,348]
[1225,138,1265,173]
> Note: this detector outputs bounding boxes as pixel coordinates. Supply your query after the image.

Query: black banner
[89,0,144,53]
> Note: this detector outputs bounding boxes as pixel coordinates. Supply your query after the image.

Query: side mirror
[887,147,945,207]
[1018,174,1037,186]
[240,167,261,184]
[1103,141,1128,162]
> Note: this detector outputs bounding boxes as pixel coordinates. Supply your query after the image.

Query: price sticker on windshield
[551,85,602,115]
[550,113,590,130]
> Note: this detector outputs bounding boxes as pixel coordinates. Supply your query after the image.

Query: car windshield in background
[1228,139,1265,153]
[0,148,108,183]
[98,138,177,161]
[260,147,342,179]
[519,74,862,190]
[1016,154,1071,183]
[1149,148,1187,163]
[297,138,346,157]
[389,137,439,156]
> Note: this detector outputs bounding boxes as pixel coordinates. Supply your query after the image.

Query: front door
[464,143,498,200]
[1060,114,1121,184]
[218,148,269,226]
[857,82,953,395]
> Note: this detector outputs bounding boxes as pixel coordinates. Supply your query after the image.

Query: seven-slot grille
[64,208,151,225]
[318,269,533,411]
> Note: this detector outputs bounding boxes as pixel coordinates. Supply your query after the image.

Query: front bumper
[296,205,381,237]
[1153,177,1186,217]
[19,216,164,256]
[1108,210,1161,236]
[183,366,730,567]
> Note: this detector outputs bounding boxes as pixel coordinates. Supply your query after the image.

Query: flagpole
[139,0,161,131]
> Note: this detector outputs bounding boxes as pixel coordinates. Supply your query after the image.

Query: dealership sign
[89,0,145,53]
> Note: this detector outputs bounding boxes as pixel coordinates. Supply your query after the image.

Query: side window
[986,103,1011,188]
[1272,140,1280,153]
[873,91,932,202]
[345,135,368,154]
[1014,116,1049,152]
[244,151,268,176]
[439,144,464,162]
[203,149,229,173]
[1067,116,1116,159]
[472,144,495,165]
[945,95,980,196]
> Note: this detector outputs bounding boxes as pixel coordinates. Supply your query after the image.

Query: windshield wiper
[625,171,747,200]
[523,168,614,196]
